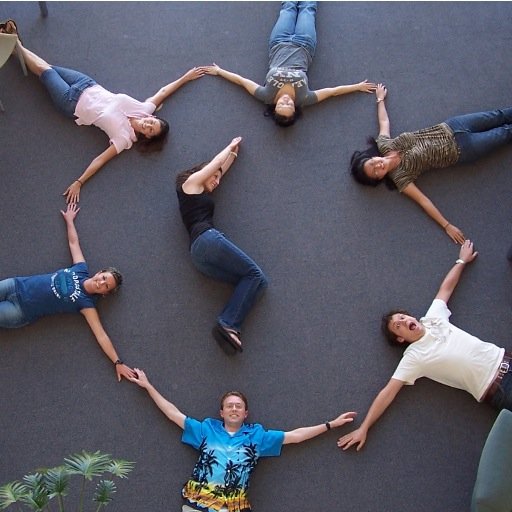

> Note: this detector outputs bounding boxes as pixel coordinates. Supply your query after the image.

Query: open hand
[127,368,151,388]
[63,181,81,204]
[337,427,368,451]
[358,80,377,93]
[445,223,465,244]
[183,67,207,81]
[376,83,387,101]
[459,239,478,263]
[204,63,221,75]
[116,363,137,382]
[60,202,80,221]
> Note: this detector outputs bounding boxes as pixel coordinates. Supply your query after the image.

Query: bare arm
[435,239,478,303]
[81,307,136,382]
[63,145,118,204]
[128,369,186,429]
[337,378,404,451]
[60,203,85,264]
[314,80,376,103]
[182,137,243,194]
[204,64,259,96]
[283,411,357,445]
[375,83,390,137]
[145,67,206,108]
[401,183,465,244]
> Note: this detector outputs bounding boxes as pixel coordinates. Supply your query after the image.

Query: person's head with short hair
[382,309,425,345]
[220,391,249,431]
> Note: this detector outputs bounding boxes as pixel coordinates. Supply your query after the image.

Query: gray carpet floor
[1,2,512,511]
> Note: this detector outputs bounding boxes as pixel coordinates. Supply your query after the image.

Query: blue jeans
[190,229,268,333]
[269,1,317,57]
[0,278,29,328]
[39,66,97,118]
[487,369,512,412]
[445,107,512,164]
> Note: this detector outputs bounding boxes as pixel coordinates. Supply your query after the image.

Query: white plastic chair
[0,33,27,111]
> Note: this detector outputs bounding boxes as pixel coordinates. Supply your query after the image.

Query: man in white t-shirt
[338,240,512,452]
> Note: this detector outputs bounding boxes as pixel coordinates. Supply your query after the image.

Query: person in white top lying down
[338,240,512,452]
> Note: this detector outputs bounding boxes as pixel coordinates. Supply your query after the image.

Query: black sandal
[212,324,243,354]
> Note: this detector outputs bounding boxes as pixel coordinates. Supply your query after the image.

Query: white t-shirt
[74,85,156,153]
[392,299,504,401]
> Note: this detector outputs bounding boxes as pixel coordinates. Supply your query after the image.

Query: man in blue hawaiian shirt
[129,369,356,512]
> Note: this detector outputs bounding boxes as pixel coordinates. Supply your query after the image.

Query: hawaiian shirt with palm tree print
[182,417,284,512]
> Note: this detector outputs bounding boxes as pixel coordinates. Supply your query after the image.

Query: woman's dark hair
[264,104,302,127]
[381,309,412,346]
[349,137,397,190]
[99,267,123,294]
[175,162,209,188]
[135,117,170,153]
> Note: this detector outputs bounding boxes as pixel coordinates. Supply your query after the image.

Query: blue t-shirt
[181,417,284,512]
[15,262,97,322]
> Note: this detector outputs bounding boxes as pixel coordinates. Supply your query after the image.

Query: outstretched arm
[337,378,404,451]
[80,307,137,382]
[435,239,478,303]
[204,63,259,96]
[61,203,85,264]
[145,67,206,108]
[128,368,186,429]
[182,136,243,194]
[63,144,118,204]
[313,80,376,103]
[283,411,357,445]
[401,183,465,244]
[374,83,390,137]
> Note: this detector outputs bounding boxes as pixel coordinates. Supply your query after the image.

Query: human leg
[39,65,96,118]
[15,40,51,76]
[0,278,29,328]
[190,229,268,332]
[445,108,512,163]
[268,1,299,49]
[293,1,317,55]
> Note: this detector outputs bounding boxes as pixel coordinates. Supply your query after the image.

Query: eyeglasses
[223,403,245,410]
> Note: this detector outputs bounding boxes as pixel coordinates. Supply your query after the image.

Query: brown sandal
[0,19,22,43]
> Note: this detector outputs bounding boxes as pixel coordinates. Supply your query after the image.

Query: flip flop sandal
[1,19,22,43]
[212,324,243,354]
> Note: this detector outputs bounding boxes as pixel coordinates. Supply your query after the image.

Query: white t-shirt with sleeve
[74,84,157,153]
[392,299,503,401]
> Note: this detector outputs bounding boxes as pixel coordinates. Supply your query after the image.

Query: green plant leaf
[106,460,135,479]
[43,467,69,499]
[64,451,111,481]
[93,480,116,504]
[0,481,27,510]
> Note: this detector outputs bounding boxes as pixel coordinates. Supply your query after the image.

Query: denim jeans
[487,370,512,412]
[445,107,512,164]
[0,278,29,328]
[39,66,97,118]
[190,229,268,332]
[269,1,317,57]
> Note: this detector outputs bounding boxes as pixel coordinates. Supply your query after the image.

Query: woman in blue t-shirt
[0,203,136,382]
[175,137,267,354]
[203,2,375,127]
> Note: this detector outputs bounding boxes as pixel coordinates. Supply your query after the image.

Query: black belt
[483,352,512,403]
